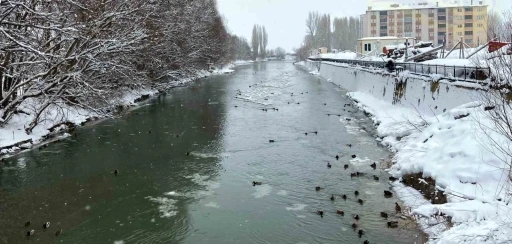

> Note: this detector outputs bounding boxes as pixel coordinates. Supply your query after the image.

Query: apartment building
[361,0,488,49]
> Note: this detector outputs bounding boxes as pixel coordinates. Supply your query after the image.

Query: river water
[0,62,424,244]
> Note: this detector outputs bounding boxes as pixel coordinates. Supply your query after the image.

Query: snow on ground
[0,61,251,156]
[347,91,512,243]
[317,51,358,60]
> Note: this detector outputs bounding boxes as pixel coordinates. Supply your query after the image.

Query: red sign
[488,41,509,53]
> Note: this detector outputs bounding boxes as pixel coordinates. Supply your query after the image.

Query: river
[0,61,424,244]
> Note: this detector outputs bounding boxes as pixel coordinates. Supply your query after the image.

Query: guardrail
[308,58,490,81]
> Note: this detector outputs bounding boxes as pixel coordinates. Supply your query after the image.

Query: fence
[308,58,491,81]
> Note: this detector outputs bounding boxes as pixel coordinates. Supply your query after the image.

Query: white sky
[217,0,511,53]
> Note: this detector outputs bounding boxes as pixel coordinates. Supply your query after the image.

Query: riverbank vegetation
[0,0,255,136]
[294,11,362,61]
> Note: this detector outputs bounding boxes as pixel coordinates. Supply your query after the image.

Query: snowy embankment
[348,91,512,243]
[0,61,248,157]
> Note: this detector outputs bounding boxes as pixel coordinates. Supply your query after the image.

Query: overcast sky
[217,0,511,53]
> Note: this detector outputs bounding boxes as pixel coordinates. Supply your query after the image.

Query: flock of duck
[254,143,404,243]
[24,221,61,238]
[243,85,405,243]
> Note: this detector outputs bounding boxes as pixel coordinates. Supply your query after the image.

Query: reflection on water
[0,62,425,244]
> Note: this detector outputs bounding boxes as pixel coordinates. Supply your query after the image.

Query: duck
[354,215,360,220]
[350,173,357,178]
[336,210,345,215]
[42,222,50,229]
[305,132,308,136]
[323,103,327,105]
[389,176,398,181]
[395,202,402,213]
[380,212,388,218]
[186,152,190,156]
[269,140,275,143]
[113,169,119,176]
[335,155,339,160]
[252,181,262,186]
[351,223,358,229]
[330,194,335,201]
[352,154,356,158]
[148,130,152,134]
[358,229,364,237]
[347,144,352,148]
[370,162,376,169]
[344,164,349,170]
[384,190,393,197]
[358,199,364,205]
[364,240,370,244]
[313,131,318,135]
[317,210,324,218]
[315,186,322,191]
[387,221,399,228]
[327,163,331,169]
[24,221,31,227]
[27,230,35,236]
[342,194,347,200]
[55,229,62,236]
[373,175,379,181]
[354,190,359,196]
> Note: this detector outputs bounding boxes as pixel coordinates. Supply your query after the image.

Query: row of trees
[0,0,242,132]
[251,25,268,60]
[296,11,362,60]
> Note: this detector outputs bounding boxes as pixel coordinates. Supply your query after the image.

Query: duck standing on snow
[395,202,402,213]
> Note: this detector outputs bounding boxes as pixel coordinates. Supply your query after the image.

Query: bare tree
[306,11,320,47]
[0,0,232,133]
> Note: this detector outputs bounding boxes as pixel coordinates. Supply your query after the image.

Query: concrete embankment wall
[304,60,481,116]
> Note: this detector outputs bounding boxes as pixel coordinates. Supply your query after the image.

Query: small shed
[357,36,413,56]
[318,47,328,54]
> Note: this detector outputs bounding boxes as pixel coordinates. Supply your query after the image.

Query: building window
[380,11,387,15]
[457,32,462,36]
[477,15,484,20]
[465,23,473,27]
[438,24,446,28]
[438,32,445,36]
[478,7,483,11]
[438,40,444,45]
[457,24,462,28]
[465,39,473,43]
[477,23,483,27]
[438,8,446,13]
[464,7,472,11]
[404,17,412,22]
[457,16,463,20]
[457,8,462,12]
[438,16,446,20]
[465,31,473,35]
[429,32,434,37]
[465,15,472,20]
[405,32,412,37]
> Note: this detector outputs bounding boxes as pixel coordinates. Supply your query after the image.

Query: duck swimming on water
[252,181,262,186]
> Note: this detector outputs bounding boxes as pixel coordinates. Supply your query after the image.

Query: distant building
[318,47,328,54]
[361,0,488,48]
[358,36,413,55]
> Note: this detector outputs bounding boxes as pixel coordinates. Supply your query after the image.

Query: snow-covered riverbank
[297,59,512,243]
[0,62,249,157]
[348,91,512,243]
